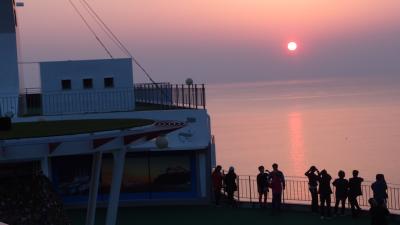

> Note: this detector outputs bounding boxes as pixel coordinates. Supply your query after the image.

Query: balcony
[12,83,206,117]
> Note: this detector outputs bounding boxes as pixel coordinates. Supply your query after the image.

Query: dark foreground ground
[67,205,399,225]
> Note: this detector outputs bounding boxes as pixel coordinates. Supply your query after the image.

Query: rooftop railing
[134,83,206,109]
[233,175,400,213]
[13,83,206,116]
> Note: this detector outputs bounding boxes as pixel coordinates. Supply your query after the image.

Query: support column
[85,151,103,225]
[40,157,50,177]
[105,148,126,225]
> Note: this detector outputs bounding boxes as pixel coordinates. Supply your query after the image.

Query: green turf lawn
[67,206,398,225]
[0,119,154,140]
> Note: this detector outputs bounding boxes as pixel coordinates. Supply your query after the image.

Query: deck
[0,119,154,140]
[67,205,398,225]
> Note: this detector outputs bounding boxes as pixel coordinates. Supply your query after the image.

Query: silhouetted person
[332,170,348,216]
[348,170,364,217]
[318,169,332,219]
[369,198,390,225]
[371,174,388,205]
[305,166,319,213]
[224,166,237,207]
[212,165,224,205]
[257,166,269,208]
[269,163,285,212]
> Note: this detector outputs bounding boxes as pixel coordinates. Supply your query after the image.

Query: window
[104,77,114,88]
[83,78,93,89]
[61,79,71,90]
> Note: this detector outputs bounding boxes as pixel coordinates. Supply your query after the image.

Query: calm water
[207,78,400,183]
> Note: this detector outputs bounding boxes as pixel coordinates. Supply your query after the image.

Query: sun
[288,42,297,51]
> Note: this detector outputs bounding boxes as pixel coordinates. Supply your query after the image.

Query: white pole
[106,147,127,225]
[85,151,103,225]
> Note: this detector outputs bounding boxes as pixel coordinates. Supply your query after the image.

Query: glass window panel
[149,155,192,193]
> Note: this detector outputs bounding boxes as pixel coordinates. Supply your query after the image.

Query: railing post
[248,176,252,203]
[237,176,240,204]
[188,84,191,108]
[181,84,185,107]
[202,84,206,109]
[195,84,198,109]
[175,85,179,107]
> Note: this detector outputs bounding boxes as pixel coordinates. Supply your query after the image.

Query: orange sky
[16,0,400,83]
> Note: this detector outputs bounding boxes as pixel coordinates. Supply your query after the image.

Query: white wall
[39,58,135,115]
[0,33,20,115]
[40,58,134,92]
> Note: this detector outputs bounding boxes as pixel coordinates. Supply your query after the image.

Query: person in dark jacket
[332,170,348,216]
[318,169,332,219]
[224,166,238,206]
[348,170,364,217]
[257,166,269,208]
[211,165,224,205]
[269,163,285,212]
[305,166,319,213]
[369,198,390,225]
[371,174,388,205]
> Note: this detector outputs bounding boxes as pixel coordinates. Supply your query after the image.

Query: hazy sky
[16,0,400,85]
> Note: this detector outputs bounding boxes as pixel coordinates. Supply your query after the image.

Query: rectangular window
[61,79,71,90]
[83,78,93,89]
[104,77,114,88]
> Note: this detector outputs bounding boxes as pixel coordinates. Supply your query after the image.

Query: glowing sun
[288,42,297,51]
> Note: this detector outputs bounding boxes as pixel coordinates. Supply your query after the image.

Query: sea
[207,77,400,184]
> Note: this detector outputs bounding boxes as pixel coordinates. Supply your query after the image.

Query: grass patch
[0,119,154,140]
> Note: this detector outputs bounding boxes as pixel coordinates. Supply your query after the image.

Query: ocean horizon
[208,77,400,183]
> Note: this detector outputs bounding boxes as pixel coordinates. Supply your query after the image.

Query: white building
[0,1,216,225]
[0,0,24,115]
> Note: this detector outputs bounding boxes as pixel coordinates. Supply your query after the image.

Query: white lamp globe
[185,78,193,86]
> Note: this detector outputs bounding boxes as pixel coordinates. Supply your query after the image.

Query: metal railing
[16,83,206,116]
[234,175,400,213]
[134,83,206,109]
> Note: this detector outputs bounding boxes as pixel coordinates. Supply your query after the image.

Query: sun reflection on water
[288,112,306,175]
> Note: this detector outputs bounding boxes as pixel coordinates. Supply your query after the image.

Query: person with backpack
[257,166,269,208]
[268,163,285,212]
[348,170,364,217]
[318,169,332,219]
[332,170,348,216]
[305,166,319,213]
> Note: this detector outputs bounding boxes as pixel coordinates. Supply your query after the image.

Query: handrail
[231,175,400,213]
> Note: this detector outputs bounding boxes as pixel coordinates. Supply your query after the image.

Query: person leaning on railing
[348,170,364,218]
